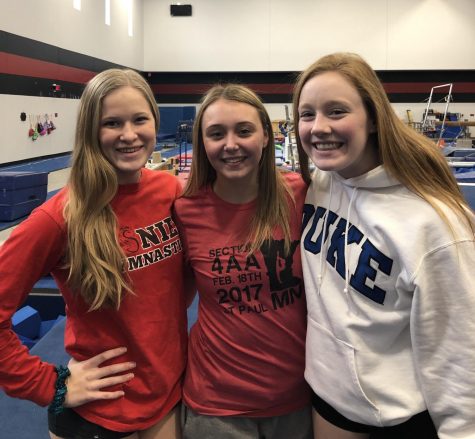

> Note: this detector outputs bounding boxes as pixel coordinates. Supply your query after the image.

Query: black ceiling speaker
[170,4,192,16]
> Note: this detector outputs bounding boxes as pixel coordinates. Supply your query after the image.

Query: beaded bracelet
[48,365,71,415]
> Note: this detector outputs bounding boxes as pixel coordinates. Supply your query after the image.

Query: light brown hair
[293,52,474,234]
[183,83,295,254]
[64,68,159,310]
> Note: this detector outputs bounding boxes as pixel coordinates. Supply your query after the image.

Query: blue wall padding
[157,106,196,142]
[12,306,41,339]
[182,106,196,121]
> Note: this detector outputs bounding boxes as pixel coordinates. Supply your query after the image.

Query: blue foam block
[0,184,47,205]
[39,320,56,338]
[0,171,48,190]
[38,315,64,339]
[12,306,41,339]
[54,315,66,327]
[33,275,59,290]
[23,294,65,321]
[17,334,37,349]
[0,171,48,221]
[0,198,45,221]
[187,294,199,331]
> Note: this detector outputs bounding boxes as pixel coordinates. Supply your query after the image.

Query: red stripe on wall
[151,84,213,94]
[152,82,475,96]
[1,50,474,97]
[151,83,295,95]
[0,51,96,84]
[383,82,475,93]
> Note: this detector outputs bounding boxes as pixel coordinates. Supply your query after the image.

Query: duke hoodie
[301,165,475,439]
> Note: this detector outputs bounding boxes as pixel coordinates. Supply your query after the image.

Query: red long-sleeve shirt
[0,169,188,432]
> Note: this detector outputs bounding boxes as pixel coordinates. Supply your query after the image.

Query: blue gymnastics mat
[0,189,60,231]
[0,154,71,173]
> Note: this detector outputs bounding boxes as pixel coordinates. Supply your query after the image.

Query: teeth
[314,142,341,151]
[119,147,141,153]
[223,157,244,163]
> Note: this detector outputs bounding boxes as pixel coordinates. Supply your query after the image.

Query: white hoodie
[302,165,475,439]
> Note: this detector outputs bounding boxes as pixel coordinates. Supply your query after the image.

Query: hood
[332,165,401,190]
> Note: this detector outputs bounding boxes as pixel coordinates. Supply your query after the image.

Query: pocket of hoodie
[306,317,382,426]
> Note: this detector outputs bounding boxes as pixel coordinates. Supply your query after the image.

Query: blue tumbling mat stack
[0,171,48,221]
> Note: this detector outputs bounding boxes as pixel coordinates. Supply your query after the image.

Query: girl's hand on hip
[63,346,135,407]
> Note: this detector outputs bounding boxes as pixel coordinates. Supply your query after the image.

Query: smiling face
[297,71,380,179]
[99,85,156,184]
[201,98,268,198]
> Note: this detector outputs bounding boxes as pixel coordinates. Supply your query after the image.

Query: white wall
[143,0,475,71]
[1,0,474,165]
[0,0,144,70]
[0,0,144,164]
[0,95,78,164]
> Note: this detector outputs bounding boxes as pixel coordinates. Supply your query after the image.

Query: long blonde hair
[183,83,295,254]
[292,52,474,234]
[64,68,159,310]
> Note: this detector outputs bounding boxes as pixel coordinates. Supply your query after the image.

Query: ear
[368,117,377,133]
[263,131,269,148]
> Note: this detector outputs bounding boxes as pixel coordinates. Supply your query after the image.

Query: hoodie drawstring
[318,175,358,314]
[318,174,333,294]
[344,186,358,314]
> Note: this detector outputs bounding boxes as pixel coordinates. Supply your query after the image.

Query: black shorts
[311,392,439,438]
[48,407,135,439]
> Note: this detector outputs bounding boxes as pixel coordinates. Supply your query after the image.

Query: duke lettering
[303,204,393,304]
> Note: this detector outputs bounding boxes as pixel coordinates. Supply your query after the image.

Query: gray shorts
[181,404,313,439]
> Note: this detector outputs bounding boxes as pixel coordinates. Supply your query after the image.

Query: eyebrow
[204,124,223,130]
[324,99,349,106]
[101,111,150,119]
[204,121,256,129]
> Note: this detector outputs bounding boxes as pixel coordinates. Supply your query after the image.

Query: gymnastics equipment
[176,120,193,172]
[12,306,41,340]
[421,83,453,146]
[280,105,297,171]
[12,304,65,350]
[0,171,48,221]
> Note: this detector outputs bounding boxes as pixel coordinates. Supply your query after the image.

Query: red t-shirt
[174,172,310,417]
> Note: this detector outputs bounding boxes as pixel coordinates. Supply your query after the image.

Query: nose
[311,114,331,136]
[120,122,138,143]
[223,133,239,151]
